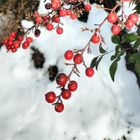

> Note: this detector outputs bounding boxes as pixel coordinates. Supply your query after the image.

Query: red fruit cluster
[45,49,94,112]
[45,72,78,113]
[3,32,33,53]
[107,12,139,35]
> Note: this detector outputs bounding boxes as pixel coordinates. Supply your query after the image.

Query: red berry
[111,25,121,35]
[11,47,17,53]
[43,16,50,22]
[9,36,14,41]
[91,34,100,44]
[86,67,94,77]
[6,45,11,50]
[7,40,13,46]
[10,32,17,38]
[56,73,68,86]
[45,91,56,103]
[18,35,24,42]
[56,27,63,34]
[52,2,60,9]
[13,41,20,48]
[61,89,71,100]
[55,103,64,113]
[3,38,8,45]
[36,16,43,24]
[53,16,60,23]
[71,13,77,20]
[68,81,78,92]
[84,4,92,12]
[107,13,118,24]
[64,50,73,60]
[125,19,135,29]
[22,42,29,49]
[26,37,33,43]
[66,10,72,16]
[35,29,41,37]
[46,23,54,31]
[59,9,67,17]
[129,14,139,23]
[73,54,83,64]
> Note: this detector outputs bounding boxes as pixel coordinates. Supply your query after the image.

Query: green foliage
[109,60,118,81]
[124,33,140,43]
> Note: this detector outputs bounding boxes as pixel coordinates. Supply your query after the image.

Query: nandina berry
[56,27,63,34]
[55,103,64,112]
[36,16,43,24]
[11,47,17,53]
[107,13,118,24]
[18,35,24,42]
[45,3,52,9]
[111,25,121,35]
[66,10,72,16]
[53,16,60,23]
[7,40,13,46]
[84,4,92,12]
[6,45,11,50]
[128,14,139,23]
[86,67,94,77]
[43,16,50,22]
[13,41,20,48]
[61,89,71,100]
[45,91,56,103]
[9,36,14,41]
[73,53,83,64]
[26,37,33,43]
[56,73,68,86]
[68,81,78,92]
[71,13,77,20]
[59,9,67,17]
[3,38,8,45]
[22,42,29,49]
[52,2,60,9]
[10,32,17,38]
[64,50,73,60]
[91,34,100,44]
[46,23,54,31]
[35,29,41,37]
[125,19,135,29]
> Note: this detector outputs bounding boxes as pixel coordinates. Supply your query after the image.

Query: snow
[0,2,140,140]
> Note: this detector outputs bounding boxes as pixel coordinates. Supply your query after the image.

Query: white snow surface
[0,2,140,140]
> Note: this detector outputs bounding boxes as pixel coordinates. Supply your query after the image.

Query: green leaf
[135,58,140,78]
[128,52,140,63]
[133,39,140,50]
[109,60,118,81]
[90,57,98,68]
[96,55,104,70]
[111,35,121,45]
[99,45,106,53]
[125,33,140,43]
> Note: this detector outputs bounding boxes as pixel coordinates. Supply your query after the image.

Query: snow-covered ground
[0,2,140,140]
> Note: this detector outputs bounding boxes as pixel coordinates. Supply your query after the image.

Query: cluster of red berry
[3,0,92,52]
[45,49,94,112]
[109,12,139,35]
[3,32,33,53]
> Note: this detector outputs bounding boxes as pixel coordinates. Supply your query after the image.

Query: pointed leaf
[109,60,118,81]
[111,35,121,45]
[90,57,98,68]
